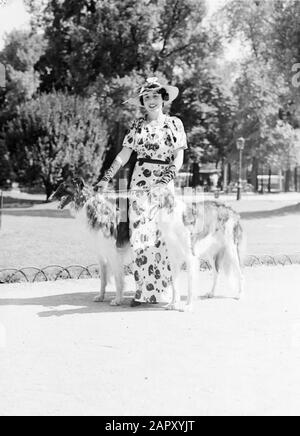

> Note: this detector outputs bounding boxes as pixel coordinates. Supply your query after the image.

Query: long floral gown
[123,115,188,303]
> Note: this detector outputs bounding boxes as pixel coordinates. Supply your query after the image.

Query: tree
[226,58,289,169]
[220,0,300,122]
[22,0,240,175]
[24,0,226,172]
[5,91,108,199]
[28,0,210,93]
[171,63,237,165]
[0,139,12,187]
[216,0,300,185]
[0,30,46,125]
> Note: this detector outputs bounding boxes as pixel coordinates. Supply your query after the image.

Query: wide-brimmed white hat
[123,77,179,106]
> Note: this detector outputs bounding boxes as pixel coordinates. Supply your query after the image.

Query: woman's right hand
[94,180,109,192]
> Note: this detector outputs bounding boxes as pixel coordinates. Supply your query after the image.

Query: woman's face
[142,91,163,113]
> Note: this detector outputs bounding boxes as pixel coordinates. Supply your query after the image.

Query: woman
[96,77,187,307]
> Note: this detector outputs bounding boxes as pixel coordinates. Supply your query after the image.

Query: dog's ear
[65,174,73,183]
[72,177,85,190]
[49,180,65,201]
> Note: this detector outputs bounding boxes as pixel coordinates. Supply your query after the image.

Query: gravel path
[1,266,300,416]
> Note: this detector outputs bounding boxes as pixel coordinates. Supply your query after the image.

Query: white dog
[161,194,246,310]
[50,177,133,306]
[51,178,245,311]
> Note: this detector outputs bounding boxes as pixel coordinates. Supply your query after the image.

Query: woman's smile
[143,92,163,113]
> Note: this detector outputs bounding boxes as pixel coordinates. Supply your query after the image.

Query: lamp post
[236,137,245,201]
[0,62,6,231]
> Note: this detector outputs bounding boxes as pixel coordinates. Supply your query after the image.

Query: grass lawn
[1,192,300,269]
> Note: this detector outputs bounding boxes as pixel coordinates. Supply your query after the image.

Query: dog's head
[50,177,86,209]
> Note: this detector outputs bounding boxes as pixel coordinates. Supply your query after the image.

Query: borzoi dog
[50,177,133,306]
[155,192,245,310]
[51,178,245,310]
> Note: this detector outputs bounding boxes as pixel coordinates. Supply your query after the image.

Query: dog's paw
[203,293,214,299]
[110,298,121,306]
[94,295,105,303]
[234,291,244,301]
[180,304,193,313]
[165,302,181,311]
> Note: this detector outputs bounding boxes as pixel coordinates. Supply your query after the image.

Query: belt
[137,158,169,165]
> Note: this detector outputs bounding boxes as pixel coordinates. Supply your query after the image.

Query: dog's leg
[111,272,125,306]
[193,233,218,300]
[165,278,181,311]
[204,253,221,299]
[184,254,197,311]
[163,233,182,312]
[110,256,125,306]
[227,243,245,300]
[164,241,187,312]
[94,260,108,302]
[234,252,245,300]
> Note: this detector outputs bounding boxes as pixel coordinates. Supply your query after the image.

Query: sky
[0,0,30,49]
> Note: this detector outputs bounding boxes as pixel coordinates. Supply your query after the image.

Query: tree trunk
[251,157,258,192]
[259,165,264,194]
[223,162,228,192]
[294,167,299,192]
[192,162,200,187]
[44,179,54,202]
[285,169,291,192]
[278,169,283,192]
[100,122,125,180]
[268,167,272,193]
[228,163,232,184]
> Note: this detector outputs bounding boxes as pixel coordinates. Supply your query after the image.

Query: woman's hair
[139,85,170,106]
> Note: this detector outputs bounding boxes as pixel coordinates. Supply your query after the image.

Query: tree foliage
[24,0,228,165]
[4,91,107,199]
[29,0,211,93]
[2,0,299,191]
[0,139,12,187]
[218,0,300,172]
[0,30,46,121]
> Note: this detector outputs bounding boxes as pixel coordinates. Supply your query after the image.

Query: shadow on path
[240,202,300,220]
[2,196,46,209]
[0,290,240,317]
[0,291,169,316]
[2,209,73,219]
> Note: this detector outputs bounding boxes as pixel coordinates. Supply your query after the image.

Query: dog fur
[51,178,246,310]
[50,177,133,306]
[154,193,246,311]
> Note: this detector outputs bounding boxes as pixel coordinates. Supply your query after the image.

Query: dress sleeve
[122,120,137,151]
[170,117,188,151]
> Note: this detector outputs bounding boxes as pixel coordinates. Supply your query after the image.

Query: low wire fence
[1,254,300,284]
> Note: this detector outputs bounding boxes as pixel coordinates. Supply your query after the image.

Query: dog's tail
[234,220,247,267]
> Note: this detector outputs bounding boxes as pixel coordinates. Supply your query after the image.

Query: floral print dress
[123,115,188,303]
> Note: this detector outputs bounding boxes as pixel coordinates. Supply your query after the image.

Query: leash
[100,188,151,194]
[94,187,164,197]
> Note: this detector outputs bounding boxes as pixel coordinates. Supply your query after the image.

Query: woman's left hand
[151,182,166,195]
[150,183,168,207]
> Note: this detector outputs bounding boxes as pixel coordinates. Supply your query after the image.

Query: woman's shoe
[130,299,142,307]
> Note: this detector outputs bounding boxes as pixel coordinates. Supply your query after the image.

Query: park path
[1,265,300,416]
[2,192,300,269]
